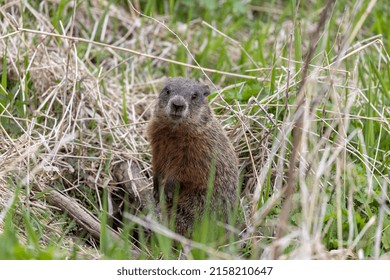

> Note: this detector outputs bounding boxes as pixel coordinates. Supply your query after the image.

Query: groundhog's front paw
[164,177,180,204]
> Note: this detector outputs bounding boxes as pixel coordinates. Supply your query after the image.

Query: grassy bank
[0,0,389,259]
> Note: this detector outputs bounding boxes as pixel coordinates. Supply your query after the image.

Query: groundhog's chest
[152,128,214,184]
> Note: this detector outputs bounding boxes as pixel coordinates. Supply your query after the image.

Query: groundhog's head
[155,77,211,123]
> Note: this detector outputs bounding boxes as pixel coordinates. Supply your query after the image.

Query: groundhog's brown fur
[147,77,238,236]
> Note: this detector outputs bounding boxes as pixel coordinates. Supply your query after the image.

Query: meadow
[0,0,389,259]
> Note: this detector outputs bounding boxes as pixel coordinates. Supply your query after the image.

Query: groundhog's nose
[170,97,187,114]
[172,102,185,112]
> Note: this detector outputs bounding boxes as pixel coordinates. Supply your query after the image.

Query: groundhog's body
[147,77,238,236]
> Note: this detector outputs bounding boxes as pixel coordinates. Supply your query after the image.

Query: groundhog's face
[156,77,210,123]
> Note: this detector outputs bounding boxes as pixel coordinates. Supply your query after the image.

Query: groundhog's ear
[202,84,210,97]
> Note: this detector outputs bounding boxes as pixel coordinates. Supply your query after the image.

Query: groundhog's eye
[165,88,171,95]
[192,92,198,100]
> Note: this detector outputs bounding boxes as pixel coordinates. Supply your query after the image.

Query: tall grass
[0,0,389,259]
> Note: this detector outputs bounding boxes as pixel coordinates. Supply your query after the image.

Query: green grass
[0,0,389,259]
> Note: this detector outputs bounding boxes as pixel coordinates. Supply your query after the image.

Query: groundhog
[147,77,238,236]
